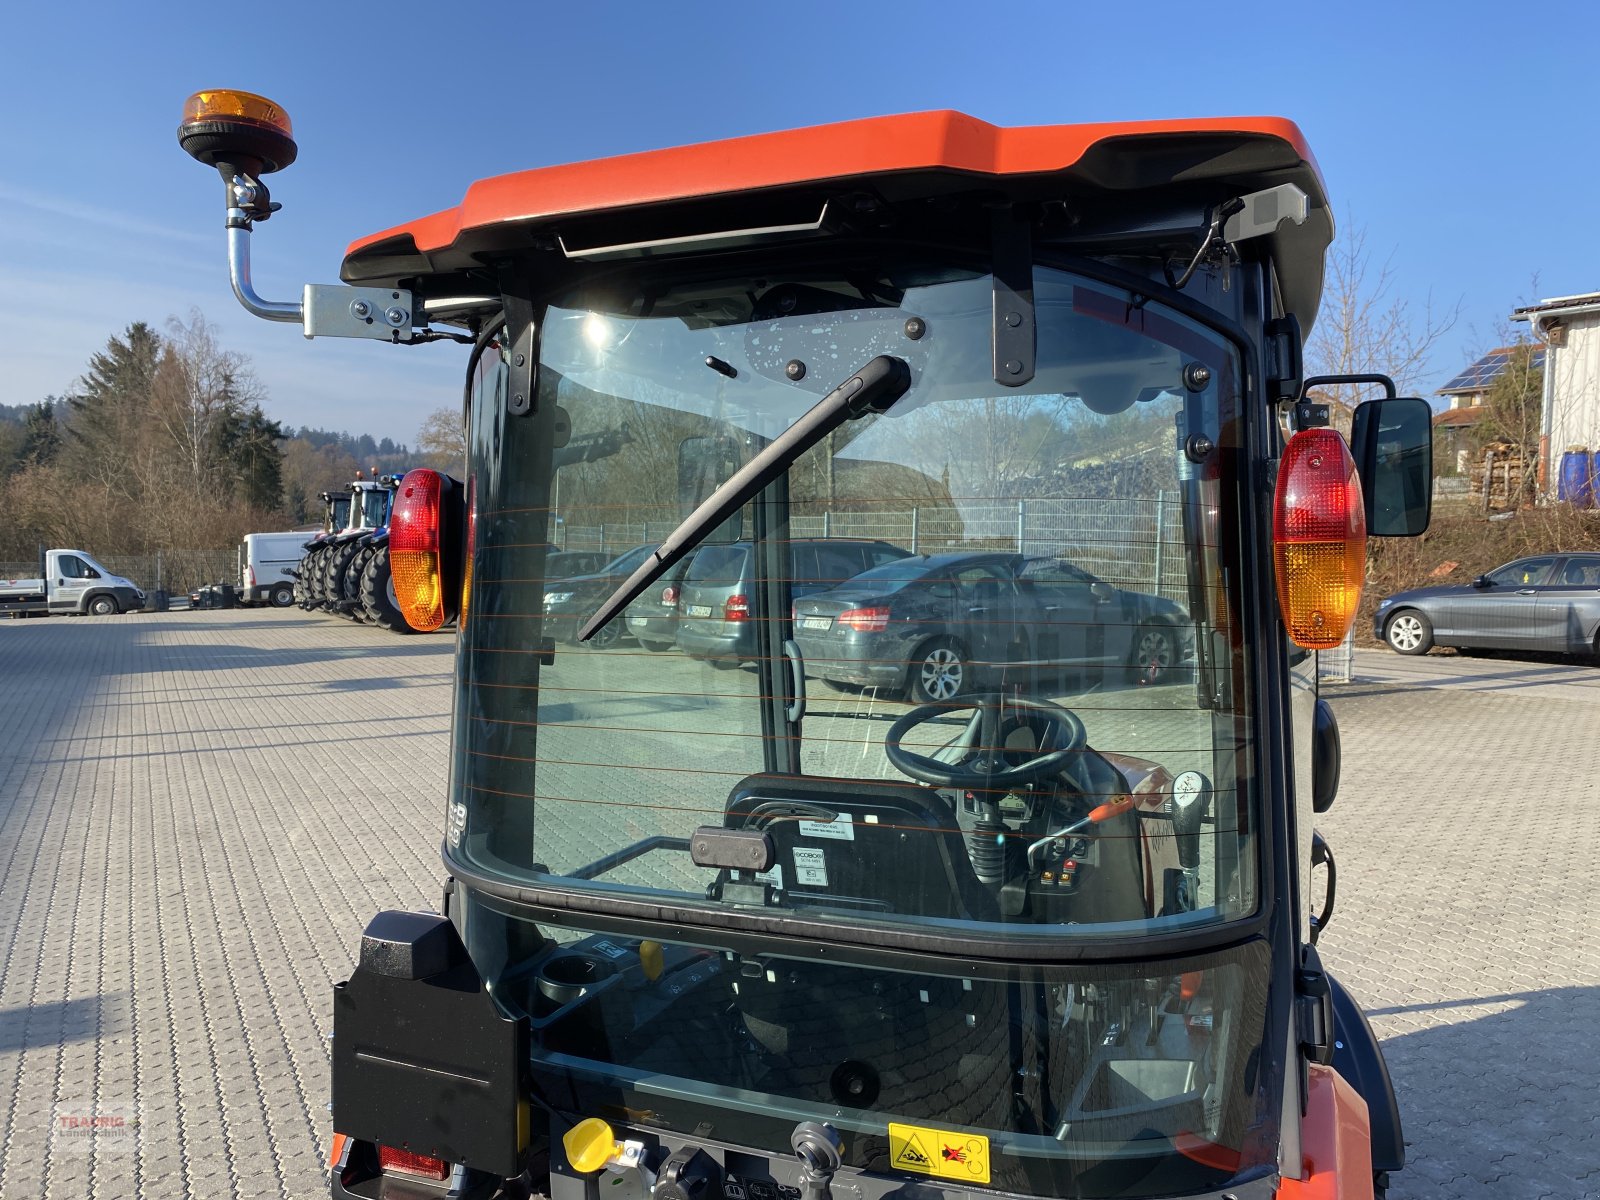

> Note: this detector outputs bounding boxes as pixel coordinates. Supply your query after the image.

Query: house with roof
[1512,291,1600,498]
[1433,345,1544,474]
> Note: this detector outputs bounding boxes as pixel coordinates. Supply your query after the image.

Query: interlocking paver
[0,615,1595,1199]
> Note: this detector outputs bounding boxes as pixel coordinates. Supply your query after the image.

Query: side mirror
[1472,575,1491,590]
[1090,581,1116,603]
[1311,698,1340,813]
[1350,397,1431,536]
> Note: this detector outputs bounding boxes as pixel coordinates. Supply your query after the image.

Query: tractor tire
[340,550,371,614]
[360,546,418,633]
[342,545,374,618]
[305,548,327,607]
[326,543,361,614]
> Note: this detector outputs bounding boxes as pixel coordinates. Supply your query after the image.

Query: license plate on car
[628,616,648,627]
[799,616,833,631]
[686,604,712,617]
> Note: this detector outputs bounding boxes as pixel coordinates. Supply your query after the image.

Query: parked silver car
[1375,553,1600,657]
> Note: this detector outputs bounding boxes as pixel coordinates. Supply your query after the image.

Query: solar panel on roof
[1438,347,1546,394]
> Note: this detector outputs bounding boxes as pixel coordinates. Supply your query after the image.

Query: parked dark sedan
[543,544,658,647]
[793,551,1192,702]
[1375,552,1600,657]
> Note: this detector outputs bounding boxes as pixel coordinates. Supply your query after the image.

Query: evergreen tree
[69,323,162,453]
[216,404,286,511]
[20,399,62,466]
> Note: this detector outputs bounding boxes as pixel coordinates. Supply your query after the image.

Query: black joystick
[791,1122,843,1200]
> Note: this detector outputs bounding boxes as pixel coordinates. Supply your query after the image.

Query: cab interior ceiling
[344,132,1329,329]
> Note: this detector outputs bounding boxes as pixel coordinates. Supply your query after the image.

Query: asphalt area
[0,613,1595,1199]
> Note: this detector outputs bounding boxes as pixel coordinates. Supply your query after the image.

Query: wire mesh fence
[555,494,1189,605]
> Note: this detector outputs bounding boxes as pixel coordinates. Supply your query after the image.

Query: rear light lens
[838,606,890,633]
[662,584,679,606]
[377,1145,449,1181]
[460,476,476,629]
[246,566,256,586]
[724,593,749,622]
[1274,428,1367,649]
[390,469,447,632]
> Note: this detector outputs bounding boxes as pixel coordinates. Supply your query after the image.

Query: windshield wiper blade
[577,354,911,642]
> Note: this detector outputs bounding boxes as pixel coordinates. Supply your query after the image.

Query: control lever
[791,1122,843,1200]
[1025,795,1136,871]
[1165,770,1212,914]
[1172,787,1207,872]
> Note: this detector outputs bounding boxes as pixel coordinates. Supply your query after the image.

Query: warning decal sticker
[888,1123,990,1184]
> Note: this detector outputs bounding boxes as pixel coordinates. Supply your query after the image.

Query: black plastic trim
[443,841,1268,967]
[1330,973,1405,1173]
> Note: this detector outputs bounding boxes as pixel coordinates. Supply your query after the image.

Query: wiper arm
[578,354,911,642]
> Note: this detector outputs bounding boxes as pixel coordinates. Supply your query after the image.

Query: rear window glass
[837,556,934,593]
[685,545,749,585]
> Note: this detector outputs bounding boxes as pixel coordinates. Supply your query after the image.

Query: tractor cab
[179,95,1432,1200]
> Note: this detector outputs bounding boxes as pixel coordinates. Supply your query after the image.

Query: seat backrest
[721,774,995,921]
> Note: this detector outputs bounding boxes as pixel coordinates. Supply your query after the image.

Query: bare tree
[1306,219,1460,415]
[416,406,468,472]
[152,310,264,491]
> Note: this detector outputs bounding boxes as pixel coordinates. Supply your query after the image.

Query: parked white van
[239,532,312,607]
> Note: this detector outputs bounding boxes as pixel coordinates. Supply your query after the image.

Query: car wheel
[587,620,622,650]
[1129,625,1177,683]
[1385,610,1433,656]
[269,583,295,607]
[88,595,118,616]
[907,639,967,704]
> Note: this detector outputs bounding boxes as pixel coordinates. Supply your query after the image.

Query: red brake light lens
[724,593,749,621]
[390,469,446,632]
[1273,428,1366,649]
[376,1145,449,1181]
[838,606,890,632]
[662,584,679,606]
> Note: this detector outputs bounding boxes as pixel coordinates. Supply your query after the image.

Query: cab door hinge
[1295,943,1334,1112]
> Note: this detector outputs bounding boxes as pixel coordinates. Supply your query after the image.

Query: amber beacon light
[1273,428,1367,650]
[177,89,298,175]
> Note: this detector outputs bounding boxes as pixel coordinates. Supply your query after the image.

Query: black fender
[1328,972,1404,1174]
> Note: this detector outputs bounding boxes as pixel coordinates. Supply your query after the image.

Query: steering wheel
[885,693,1087,788]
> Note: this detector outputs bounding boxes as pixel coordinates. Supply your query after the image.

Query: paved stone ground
[0,615,1595,1199]
[1318,649,1600,1199]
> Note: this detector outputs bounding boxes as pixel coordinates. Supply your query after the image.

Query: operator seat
[718,773,997,921]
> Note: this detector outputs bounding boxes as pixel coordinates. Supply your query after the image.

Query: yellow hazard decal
[887,1122,990,1184]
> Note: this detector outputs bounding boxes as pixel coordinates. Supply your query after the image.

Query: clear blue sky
[2,2,1595,445]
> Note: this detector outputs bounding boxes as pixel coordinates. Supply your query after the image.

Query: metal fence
[556,494,1190,606]
[0,549,244,596]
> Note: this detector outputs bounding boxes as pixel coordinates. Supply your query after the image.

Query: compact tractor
[294,488,352,608]
[179,92,1434,1200]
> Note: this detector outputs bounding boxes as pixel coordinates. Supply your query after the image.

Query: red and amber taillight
[1273,428,1366,649]
[724,593,750,622]
[389,468,464,633]
[460,476,476,628]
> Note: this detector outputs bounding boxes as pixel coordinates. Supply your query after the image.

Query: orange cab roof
[341,110,1330,321]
